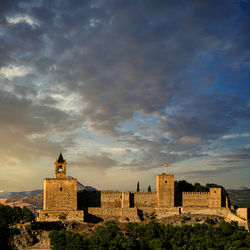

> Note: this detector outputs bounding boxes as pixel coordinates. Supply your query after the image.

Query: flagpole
[165,163,168,173]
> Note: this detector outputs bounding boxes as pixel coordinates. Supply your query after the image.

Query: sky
[0,0,250,192]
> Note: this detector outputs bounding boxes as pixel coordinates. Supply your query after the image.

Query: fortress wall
[236,208,249,220]
[122,192,130,208]
[133,192,157,208]
[87,207,140,222]
[182,207,248,230]
[101,191,122,208]
[182,192,209,207]
[37,210,84,222]
[156,207,180,218]
[86,191,101,207]
[44,178,77,211]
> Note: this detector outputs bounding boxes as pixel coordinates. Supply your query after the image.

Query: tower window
[58,165,63,172]
[165,180,168,184]
[214,191,216,193]
[60,187,62,191]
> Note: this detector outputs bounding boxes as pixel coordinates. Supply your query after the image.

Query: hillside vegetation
[0,204,35,249]
[49,220,250,250]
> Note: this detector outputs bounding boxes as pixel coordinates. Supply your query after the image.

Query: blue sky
[0,0,249,192]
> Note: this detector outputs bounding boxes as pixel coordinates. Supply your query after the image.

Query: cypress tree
[136,181,140,192]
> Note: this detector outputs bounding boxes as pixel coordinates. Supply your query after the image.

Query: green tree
[136,181,140,192]
[22,206,35,222]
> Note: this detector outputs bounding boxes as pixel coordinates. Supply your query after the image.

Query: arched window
[58,165,63,172]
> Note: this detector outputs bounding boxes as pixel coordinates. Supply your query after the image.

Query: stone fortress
[37,154,249,229]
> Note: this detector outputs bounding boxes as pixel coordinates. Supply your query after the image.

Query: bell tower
[37,153,84,222]
[55,153,67,178]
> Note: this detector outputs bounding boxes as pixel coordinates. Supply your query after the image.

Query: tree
[136,182,140,192]
[148,185,151,192]
[22,206,35,222]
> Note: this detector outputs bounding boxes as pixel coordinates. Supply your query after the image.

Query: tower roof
[58,153,65,163]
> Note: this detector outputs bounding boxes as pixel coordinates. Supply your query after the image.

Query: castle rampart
[101,191,122,208]
[36,155,249,230]
[182,192,210,207]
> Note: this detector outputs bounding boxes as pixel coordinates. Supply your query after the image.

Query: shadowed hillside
[228,189,250,208]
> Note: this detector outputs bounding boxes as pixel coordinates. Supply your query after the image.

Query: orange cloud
[179,136,200,144]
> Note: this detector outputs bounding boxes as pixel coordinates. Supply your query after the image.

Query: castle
[37,154,249,229]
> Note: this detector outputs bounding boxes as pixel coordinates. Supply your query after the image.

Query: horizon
[0,0,249,192]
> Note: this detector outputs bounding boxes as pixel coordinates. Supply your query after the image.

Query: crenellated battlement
[182,192,209,195]
[130,191,157,194]
[101,190,122,193]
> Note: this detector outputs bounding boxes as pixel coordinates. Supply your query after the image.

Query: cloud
[70,154,118,171]
[179,136,201,144]
[0,65,31,80]
[0,0,249,190]
[6,15,39,28]
[222,133,250,140]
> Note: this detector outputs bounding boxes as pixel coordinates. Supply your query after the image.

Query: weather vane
[164,162,168,172]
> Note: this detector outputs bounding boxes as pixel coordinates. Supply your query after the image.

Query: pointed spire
[58,153,65,163]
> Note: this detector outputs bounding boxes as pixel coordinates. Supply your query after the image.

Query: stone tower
[209,188,222,207]
[37,154,84,221]
[156,173,174,208]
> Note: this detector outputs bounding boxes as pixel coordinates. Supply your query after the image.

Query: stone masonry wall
[236,208,249,220]
[37,210,84,222]
[87,207,140,222]
[101,191,122,208]
[44,178,77,211]
[133,192,157,208]
[182,192,209,207]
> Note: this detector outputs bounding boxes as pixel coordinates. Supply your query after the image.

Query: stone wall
[101,191,122,208]
[182,192,209,207]
[236,208,249,220]
[44,178,77,211]
[181,207,248,230]
[121,192,130,208]
[133,192,157,208]
[182,188,222,208]
[37,209,84,222]
[87,207,141,222]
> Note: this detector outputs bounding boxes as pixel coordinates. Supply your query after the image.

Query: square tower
[37,154,84,222]
[44,153,77,211]
[209,187,222,207]
[156,173,174,208]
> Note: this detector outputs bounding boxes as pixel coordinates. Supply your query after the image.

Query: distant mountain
[67,176,98,192]
[0,189,43,199]
[229,186,249,191]
[77,181,98,192]
[227,188,250,208]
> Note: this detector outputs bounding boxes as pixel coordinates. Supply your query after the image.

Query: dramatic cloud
[0,0,249,191]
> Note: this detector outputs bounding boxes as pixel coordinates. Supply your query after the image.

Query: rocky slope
[10,214,224,249]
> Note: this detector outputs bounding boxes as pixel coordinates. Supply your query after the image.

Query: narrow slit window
[60,187,62,191]
[165,180,168,184]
